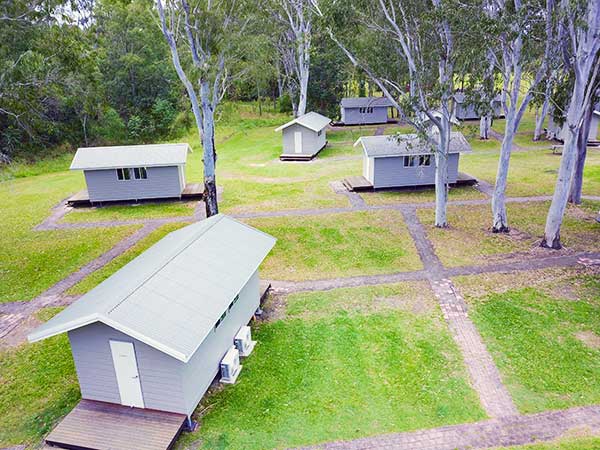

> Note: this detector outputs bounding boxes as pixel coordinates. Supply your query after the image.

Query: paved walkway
[299,405,600,450]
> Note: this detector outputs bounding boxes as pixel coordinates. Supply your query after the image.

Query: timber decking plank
[46,399,186,450]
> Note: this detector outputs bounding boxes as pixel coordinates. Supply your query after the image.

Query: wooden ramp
[66,190,91,207]
[45,399,186,450]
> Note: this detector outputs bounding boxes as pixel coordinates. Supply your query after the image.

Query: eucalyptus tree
[542,0,600,248]
[482,0,557,233]
[271,0,315,117]
[155,0,250,216]
[313,0,467,227]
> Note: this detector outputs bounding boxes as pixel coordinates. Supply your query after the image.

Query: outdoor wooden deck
[66,183,204,206]
[343,176,374,192]
[66,190,90,206]
[45,399,186,450]
[280,142,328,161]
[181,183,204,199]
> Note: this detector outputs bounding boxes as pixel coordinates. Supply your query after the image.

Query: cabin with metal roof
[453,91,503,121]
[29,215,275,431]
[340,97,394,125]
[276,112,331,160]
[352,132,472,189]
[70,143,192,203]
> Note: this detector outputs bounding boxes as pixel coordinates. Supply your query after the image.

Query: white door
[294,131,303,153]
[110,340,145,408]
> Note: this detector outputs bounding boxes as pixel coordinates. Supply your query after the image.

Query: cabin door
[110,340,145,408]
[294,131,303,153]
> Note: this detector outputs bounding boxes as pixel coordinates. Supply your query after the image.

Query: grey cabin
[70,143,192,203]
[453,91,502,121]
[354,132,472,189]
[276,111,331,160]
[340,97,394,125]
[28,215,276,423]
[549,110,600,143]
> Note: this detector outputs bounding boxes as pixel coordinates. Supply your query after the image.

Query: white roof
[28,215,276,363]
[340,97,394,108]
[275,112,331,133]
[70,143,192,170]
[355,132,471,157]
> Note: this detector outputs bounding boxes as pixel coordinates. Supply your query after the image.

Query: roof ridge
[106,215,225,316]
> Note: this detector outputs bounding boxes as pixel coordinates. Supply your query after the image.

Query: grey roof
[355,132,472,157]
[341,97,394,108]
[275,111,331,132]
[28,215,276,362]
[70,143,192,170]
[454,91,502,104]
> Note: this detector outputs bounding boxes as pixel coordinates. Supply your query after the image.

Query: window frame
[116,168,132,181]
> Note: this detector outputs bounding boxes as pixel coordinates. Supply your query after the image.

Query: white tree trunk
[200,81,218,216]
[296,41,310,116]
[480,114,491,139]
[533,91,550,140]
[569,105,593,204]
[434,125,450,227]
[492,109,516,232]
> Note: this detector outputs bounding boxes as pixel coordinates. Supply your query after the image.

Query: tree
[485,0,557,233]
[314,0,463,227]
[542,0,600,248]
[155,0,249,216]
[272,0,314,117]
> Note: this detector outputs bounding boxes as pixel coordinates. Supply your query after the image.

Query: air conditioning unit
[220,346,242,384]
[234,326,256,357]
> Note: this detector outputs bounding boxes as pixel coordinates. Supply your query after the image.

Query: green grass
[418,201,600,267]
[468,280,600,414]
[177,284,485,450]
[361,185,486,206]
[0,335,79,447]
[0,172,139,303]
[247,210,422,281]
[66,222,189,295]
[62,201,198,223]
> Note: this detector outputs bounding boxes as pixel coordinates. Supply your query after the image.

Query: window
[214,310,227,330]
[116,168,131,180]
[228,294,240,311]
[133,167,148,180]
[404,155,432,168]
[117,167,147,181]
[317,130,322,137]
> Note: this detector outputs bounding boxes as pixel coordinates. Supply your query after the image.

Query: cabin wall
[372,153,460,188]
[84,165,184,203]
[590,114,600,141]
[68,322,187,414]
[282,124,324,155]
[455,103,479,120]
[342,106,388,125]
[180,270,261,417]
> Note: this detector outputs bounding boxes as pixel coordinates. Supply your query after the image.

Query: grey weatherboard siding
[68,270,261,418]
[371,153,460,189]
[84,165,184,202]
[282,123,327,156]
[341,106,389,125]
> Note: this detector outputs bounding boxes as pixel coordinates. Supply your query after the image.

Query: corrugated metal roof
[28,215,276,362]
[355,132,471,157]
[340,97,394,108]
[275,112,331,132]
[70,143,191,170]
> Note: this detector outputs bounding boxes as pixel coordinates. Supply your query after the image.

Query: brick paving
[298,405,600,450]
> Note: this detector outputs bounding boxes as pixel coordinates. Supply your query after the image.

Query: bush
[90,107,127,144]
[151,98,177,136]
[279,94,293,113]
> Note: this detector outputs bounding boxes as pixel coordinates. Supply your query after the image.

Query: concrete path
[298,405,600,450]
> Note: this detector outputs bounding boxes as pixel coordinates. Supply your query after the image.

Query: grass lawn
[66,222,189,295]
[461,148,600,197]
[418,200,600,267]
[0,329,79,447]
[0,172,140,303]
[360,185,486,206]
[463,271,600,414]
[176,284,485,449]
[61,201,198,223]
[497,437,600,449]
[247,210,422,281]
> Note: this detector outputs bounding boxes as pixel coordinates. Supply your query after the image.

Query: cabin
[550,110,600,143]
[453,91,502,121]
[353,132,472,189]
[340,97,394,125]
[276,111,331,161]
[70,143,192,203]
[28,215,276,440]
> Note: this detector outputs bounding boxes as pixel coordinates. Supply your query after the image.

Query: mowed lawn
[455,269,600,414]
[418,200,600,267]
[247,210,422,281]
[0,172,139,303]
[176,284,485,450]
[61,201,198,223]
